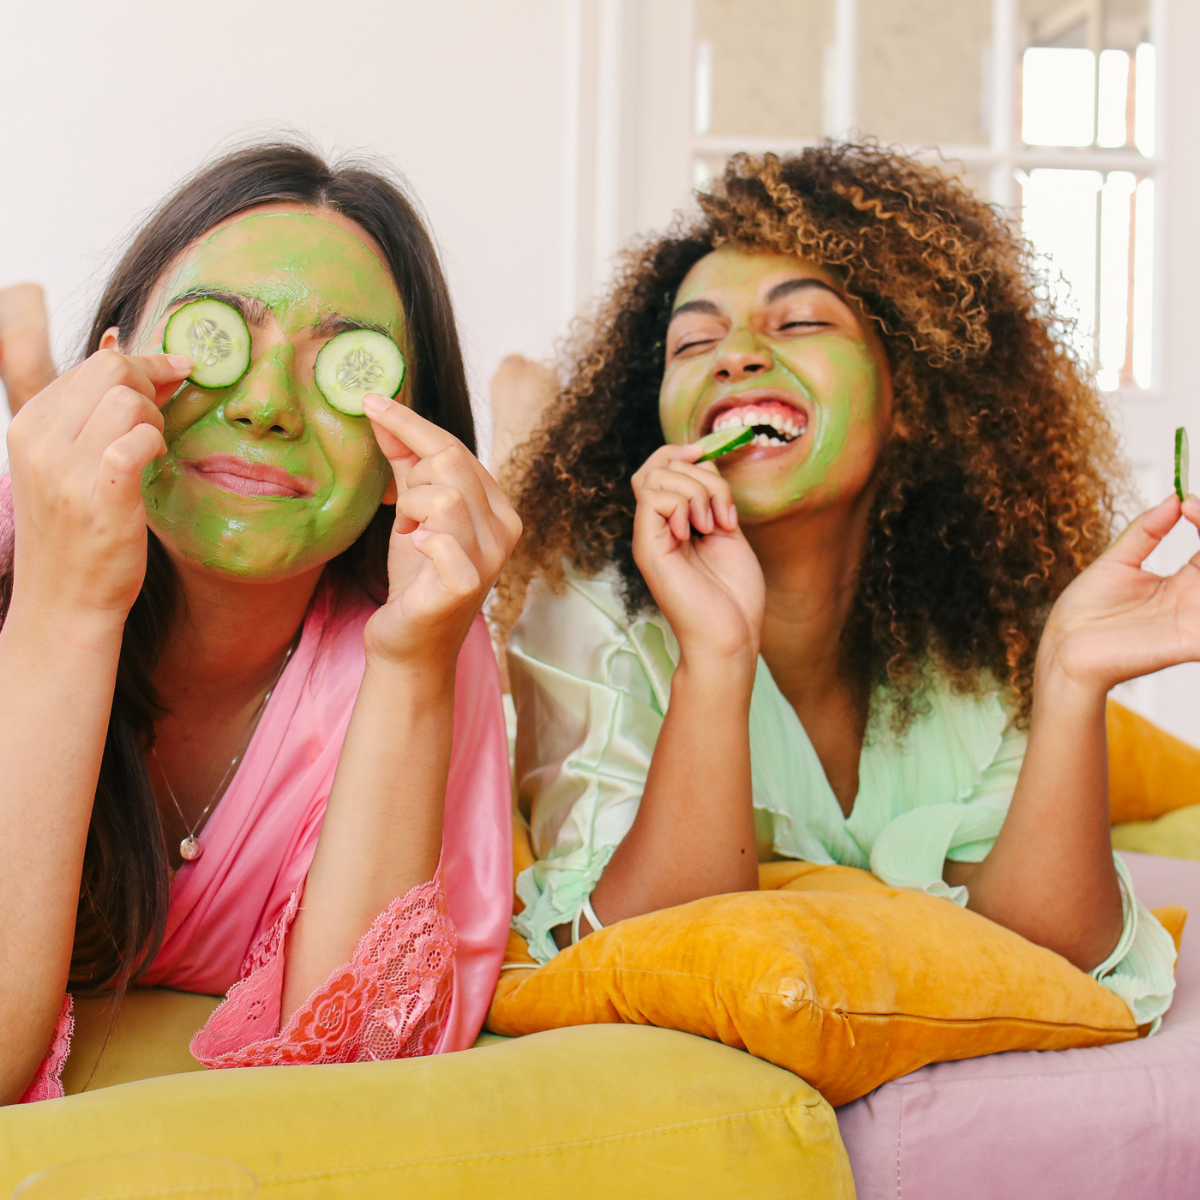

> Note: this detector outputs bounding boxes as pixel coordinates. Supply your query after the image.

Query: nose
[713,332,773,383]
[221,343,304,440]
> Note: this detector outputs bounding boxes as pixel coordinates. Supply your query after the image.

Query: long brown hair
[1,141,474,995]
[498,144,1125,725]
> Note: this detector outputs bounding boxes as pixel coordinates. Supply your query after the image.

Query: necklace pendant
[180,836,203,862]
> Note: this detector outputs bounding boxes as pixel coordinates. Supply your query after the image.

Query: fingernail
[167,354,193,371]
[728,503,738,526]
[363,393,389,414]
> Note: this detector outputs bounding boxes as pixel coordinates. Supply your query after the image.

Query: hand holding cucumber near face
[4,349,192,627]
[358,394,522,671]
[631,442,765,671]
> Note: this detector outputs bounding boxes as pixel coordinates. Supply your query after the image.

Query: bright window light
[1135,43,1156,157]
[1132,177,1155,388]
[1022,169,1103,362]
[1022,48,1095,147]
[1096,50,1130,148]
[1097,172,1136,391]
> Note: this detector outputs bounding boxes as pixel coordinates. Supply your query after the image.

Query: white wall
[0,0,582,457]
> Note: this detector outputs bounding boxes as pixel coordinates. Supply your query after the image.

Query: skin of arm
[947,493,1200,972]
[554,442,764,948]
[282,397,520,1017]
[0,350,189,1104]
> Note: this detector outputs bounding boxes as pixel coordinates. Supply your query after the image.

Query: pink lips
[183,455,315,499]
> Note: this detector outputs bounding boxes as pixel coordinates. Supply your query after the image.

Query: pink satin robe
[2,474,512,1100]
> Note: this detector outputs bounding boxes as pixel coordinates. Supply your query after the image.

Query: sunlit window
[692,0,1157,392]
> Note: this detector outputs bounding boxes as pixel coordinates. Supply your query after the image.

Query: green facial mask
[659,250,886,522]
[135,212,406,579]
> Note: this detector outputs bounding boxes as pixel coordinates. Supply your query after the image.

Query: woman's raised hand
[1038,494,1200,693]
[362,394,522,669]
[5,349,190,626]
[631,444,765,666]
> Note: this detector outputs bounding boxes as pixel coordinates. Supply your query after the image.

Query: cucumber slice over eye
[695,425,755,462]
[1176,427,1190,502]
[162,298,251,389]
[314,329,406,416]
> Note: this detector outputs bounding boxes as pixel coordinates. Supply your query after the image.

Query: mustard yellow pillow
[1108,700,1200,825]
[490,861,1139,1107]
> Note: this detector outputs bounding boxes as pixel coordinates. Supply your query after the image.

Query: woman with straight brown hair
[0,141,520,1103]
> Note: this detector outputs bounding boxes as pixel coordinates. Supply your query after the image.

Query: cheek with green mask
[660,333,885,522]
[135,213,404,579]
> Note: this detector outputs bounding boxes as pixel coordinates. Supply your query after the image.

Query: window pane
[697,0,834,139]
[857,0,992,146]
[1020,169,1103,361]
[1017,0,1151,150]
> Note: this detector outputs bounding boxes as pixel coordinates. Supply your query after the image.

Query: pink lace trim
[19,994,74,1103]
[191,867,455,1068]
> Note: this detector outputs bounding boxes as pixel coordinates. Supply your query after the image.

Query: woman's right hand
[631,444,765,666]
[5,348,191,626]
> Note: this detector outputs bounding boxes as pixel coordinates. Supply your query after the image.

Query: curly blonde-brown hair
[497,143,1126,722]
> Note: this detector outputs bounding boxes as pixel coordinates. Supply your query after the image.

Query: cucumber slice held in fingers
[695,425,755,463]
[314,329,406,416]
[163,298,251,389]
[1176,426,1190,502]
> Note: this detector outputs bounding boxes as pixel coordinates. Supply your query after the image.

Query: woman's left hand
[1038,493,1200,692]
[361,394,522,670]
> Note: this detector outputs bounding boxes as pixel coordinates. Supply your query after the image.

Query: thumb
[1102,495,1182,569]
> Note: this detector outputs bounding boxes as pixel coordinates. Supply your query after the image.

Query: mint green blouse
[507,568,1176,1027]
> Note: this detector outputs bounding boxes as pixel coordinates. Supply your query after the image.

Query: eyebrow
[312,312,392,339]
[763,278,843,304]
[670,277,844,320]
[167,288,271,326]
[670,299,723,319]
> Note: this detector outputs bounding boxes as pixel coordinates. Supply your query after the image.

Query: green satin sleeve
[507,573,675,964]
[507,571,1177,1024]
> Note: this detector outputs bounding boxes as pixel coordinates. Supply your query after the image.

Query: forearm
[281,657,455,1020]
[959,669,1123,971]
[581,655,758,935]
[0,601,122,1102]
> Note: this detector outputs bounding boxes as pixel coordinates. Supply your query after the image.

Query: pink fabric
[18,997,73,1104]
[193,868,453,1065]
[16,566,512,1100]
[837,851,1200,1200]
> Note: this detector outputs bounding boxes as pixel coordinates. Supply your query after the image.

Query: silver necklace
[152,638,297,862]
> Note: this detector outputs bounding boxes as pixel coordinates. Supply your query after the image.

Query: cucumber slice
[695,425,754,462]
[163,299,251,389]
[314,329,406,416]
[1176,426,1189,501]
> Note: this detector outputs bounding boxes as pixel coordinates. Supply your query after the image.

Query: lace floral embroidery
[20,995,74,1103]
[192,867,454,1068]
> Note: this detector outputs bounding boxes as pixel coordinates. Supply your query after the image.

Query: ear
[98,326,121,351]
[382,478,399,505]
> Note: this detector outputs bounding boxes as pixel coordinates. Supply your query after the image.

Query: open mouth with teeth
[706,398,809,448]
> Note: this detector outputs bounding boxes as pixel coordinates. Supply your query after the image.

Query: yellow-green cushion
[1113,803,1200,862]
[1,1024,852,1200]
[63,989,221,1094]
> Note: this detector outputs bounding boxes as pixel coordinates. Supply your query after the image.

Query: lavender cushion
[837,852,1200,1199]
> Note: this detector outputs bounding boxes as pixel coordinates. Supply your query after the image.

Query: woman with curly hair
[497,144,1198,1027]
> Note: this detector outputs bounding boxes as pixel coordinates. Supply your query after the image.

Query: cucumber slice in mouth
[1176,426,1189,502]
[163,298,251,390]
[315,329,406,416]
[695,425,755,462]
